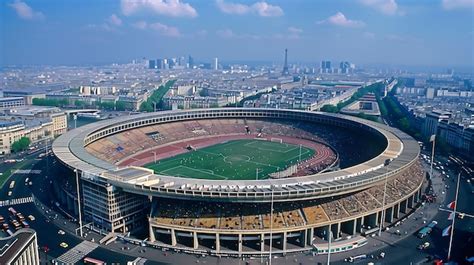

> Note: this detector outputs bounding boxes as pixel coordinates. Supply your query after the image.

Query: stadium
[51,108,424,256]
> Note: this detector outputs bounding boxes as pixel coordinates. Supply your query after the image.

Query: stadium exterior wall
[51,108,423,246]
[147,184,423,256]
[52,108,420,203]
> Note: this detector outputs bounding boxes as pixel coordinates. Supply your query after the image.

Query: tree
[11,137,31,153]
[199,89,210,97]
[139,101,154,112]
[33,98,68,107]
[320,104,339,113]
[140,80,176,112]
[74,100,86,108]
[115,101,127,111]
[99,101,115,110]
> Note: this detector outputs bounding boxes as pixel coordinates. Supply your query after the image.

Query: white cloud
[108,14,122,26]
[287,27,302,34]
[195,30,208,37]
[8,0,44,20]
[121,0,197,18]
[216,0,283,17]
[217,28,302,40]
[84,23,117,32]
[317,12,365,28]
[442,0,474,10]
[286,27,303,39]
[216,0,250,15]
[384,34,420,43]
[149,22,181,37]
[216,29,236,38]
[133,21,148,29]
[359,0,399,15]
[252,2,283,17]
[131,21,180,37]
[385,34,405,41]
[364,31,376,39]
[215,29,262,40]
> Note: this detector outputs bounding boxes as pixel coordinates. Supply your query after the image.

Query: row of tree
[32,98,68,107]
[98,101,129,111]
[320,82,386,116]
[382,89,421,139]
[140,80,176,112]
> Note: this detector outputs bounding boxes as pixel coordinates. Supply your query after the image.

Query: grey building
[422,110,451,140]
[0,229,40,265]
[0,97,25,109]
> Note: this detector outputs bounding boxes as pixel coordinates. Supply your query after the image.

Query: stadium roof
[53,108,420,202]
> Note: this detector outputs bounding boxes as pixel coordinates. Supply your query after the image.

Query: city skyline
[1,0,473,68]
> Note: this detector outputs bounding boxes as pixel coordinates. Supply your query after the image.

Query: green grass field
[146,139,315,180]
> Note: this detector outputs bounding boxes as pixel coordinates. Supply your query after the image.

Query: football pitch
[146,139,315,180]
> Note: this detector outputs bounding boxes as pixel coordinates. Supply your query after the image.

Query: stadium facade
[52,108,424,256]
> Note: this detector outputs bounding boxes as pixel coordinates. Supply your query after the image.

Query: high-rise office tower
[213,57,219,70]
[340,61,350,74]
[148,59,156,69]
[156,59,164,69]
[178,56,186,67]
[188,55,194,69]
[282,48,289,76]
[321,60,332,73]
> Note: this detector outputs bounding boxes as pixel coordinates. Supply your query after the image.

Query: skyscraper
[339,61,350,74]
[188,55,194,69]
[148,59,156,69]
[282,48,289,76]
[213,57,219,70]
[156,59,164,69]
[321,60,332,73]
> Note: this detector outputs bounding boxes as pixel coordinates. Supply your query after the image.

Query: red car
[42,245,50,253]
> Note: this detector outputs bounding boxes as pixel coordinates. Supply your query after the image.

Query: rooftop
[0,229,37,264]
[0,97,23,102]
[0,120,23,128]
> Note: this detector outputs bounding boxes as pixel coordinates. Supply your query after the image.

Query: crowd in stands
[149,161,424,231]
[88,119,380,176]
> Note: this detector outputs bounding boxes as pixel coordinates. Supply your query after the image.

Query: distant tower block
[282,48,289,76]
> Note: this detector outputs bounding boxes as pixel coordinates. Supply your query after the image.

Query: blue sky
[1,0,473,68]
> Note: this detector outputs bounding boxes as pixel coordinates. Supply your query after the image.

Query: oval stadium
[51,108,425,256]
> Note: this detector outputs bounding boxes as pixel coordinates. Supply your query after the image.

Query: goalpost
[270,138,283,143]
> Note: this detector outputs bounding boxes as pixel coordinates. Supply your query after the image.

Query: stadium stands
[86,118,383,180]
[149,160,424,230]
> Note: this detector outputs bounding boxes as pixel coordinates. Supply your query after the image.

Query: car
[418,242,430,250]
[58,230,65,235]
[42,245,50,253]
[59,242,68,248]
[28,215,35,221]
